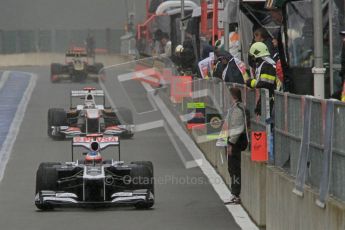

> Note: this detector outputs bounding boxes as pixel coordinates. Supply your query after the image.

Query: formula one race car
[35,135,154,210]
[50,49,104,83]
[47,87,134,139]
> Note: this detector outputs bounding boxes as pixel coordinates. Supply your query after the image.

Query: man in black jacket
[219,51,245,84]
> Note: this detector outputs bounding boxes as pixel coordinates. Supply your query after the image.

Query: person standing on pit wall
[160,33,172,58]
[86,34,95,60]
[228,23,241,60]
[175,43,196,76]
[246,42,277,115]
[212,24,241,59]
[224,88,248,204]
[340,31,345,102]
[269,7,289,91]
[218,50,249,84]
[252,28,277,61]
[212,41,225,79]
[332,31,345,102]
[250,28,283,91]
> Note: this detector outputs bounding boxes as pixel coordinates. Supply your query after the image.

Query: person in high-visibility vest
[331,31,345,102]
[339,31,345,102]
[340,81,345,102]
[246,42,277,115]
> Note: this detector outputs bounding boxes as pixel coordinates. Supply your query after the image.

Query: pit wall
[198,140,345,229]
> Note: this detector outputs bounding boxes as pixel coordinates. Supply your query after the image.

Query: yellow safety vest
[341,82,345,102]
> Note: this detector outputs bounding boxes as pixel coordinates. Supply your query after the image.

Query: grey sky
[0,0,146,30]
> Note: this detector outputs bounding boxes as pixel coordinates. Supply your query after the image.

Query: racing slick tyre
[47,108,67,140]
[50,63,62,83]
[117,107,134,138]
[35,163,60,210]
[130,162,154,209]
[88,63,104,82]
[87,63,104,73]
[94,63,104,73]
[117,107,133,124]
[103,111,119,127]
[130,161,153,176]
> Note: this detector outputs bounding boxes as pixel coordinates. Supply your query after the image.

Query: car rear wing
[71,90,105,97]
[71,136,121,161]
[66,50,88,57]
[70,89,106,107]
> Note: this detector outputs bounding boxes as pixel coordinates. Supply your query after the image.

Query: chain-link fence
[0,29,124,54]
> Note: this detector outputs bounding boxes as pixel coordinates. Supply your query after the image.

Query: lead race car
[50,49,104,83]
[35,135,154,210]
[48,87,134,139]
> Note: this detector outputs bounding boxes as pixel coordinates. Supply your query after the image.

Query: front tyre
[50,63,62,83]
[47,108,67,140]
[35,163,60,210]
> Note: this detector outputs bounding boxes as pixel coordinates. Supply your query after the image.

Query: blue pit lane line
[0,72,31,149]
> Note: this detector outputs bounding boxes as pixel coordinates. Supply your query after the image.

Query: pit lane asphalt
[0,66,241,230]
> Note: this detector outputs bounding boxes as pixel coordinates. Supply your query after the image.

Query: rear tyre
[117,107,133,125]
[47,108,67,140]
[50,63,62,83]
[116,107,134,138]
[130,162,154,209]
[94,63,104,73]
[130,161,153,176]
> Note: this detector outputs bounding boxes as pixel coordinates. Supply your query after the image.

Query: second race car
[50,49,104,83]
[47,87,134,139]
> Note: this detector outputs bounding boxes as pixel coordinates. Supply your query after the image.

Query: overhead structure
[155,0,198,15]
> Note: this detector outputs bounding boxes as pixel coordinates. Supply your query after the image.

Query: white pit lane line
[100,71,158,115]
[0,71,10,91]
[142,82,259,230]
[0,72,37,181]
[99,77,164,133]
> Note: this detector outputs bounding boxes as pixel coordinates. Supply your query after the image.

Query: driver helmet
[85,150,102,163]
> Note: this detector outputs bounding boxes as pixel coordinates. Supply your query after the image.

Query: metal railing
[274,91,345,203]
[112,55,345,204]
[153,75,271,153]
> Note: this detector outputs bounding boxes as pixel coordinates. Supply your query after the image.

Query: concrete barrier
[190,132,345,229]
[197,140,266,226]
[241,151,267,228]
[0,53,133,67]
[192,136,231,188]
[215,147,231,187]
[197,139,218,167]
[266,166,345,230]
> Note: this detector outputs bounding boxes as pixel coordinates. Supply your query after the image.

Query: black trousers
[228,145,241,197]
